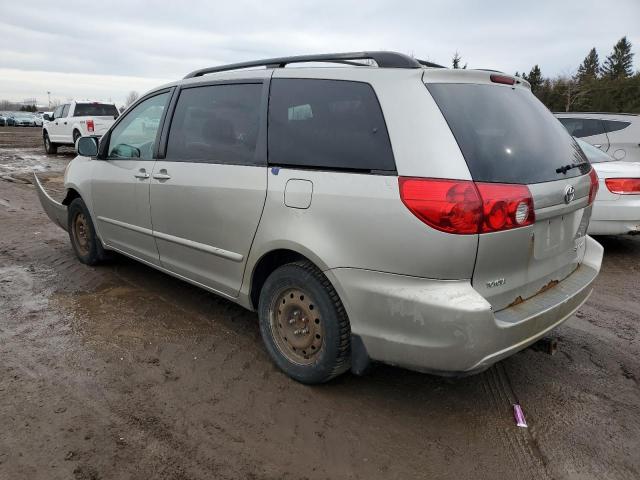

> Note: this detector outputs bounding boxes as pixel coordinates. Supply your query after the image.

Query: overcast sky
[1,0,638,107]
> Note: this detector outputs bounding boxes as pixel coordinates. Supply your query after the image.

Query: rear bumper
[589,198,640,235]
[327,235,603,374]
[33,173,68,231]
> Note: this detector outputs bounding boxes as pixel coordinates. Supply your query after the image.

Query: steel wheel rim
[73,212,90,256]
[269,287,324,365]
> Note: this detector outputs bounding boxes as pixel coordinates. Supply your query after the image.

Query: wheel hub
[73,213,90,256]
[270,288,323,365]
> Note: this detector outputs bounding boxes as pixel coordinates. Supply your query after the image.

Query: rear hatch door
[427,79,593,311]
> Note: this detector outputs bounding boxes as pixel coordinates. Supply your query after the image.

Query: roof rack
[184,51,443,79]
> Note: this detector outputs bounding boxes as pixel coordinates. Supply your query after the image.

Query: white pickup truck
[43,101,119,154]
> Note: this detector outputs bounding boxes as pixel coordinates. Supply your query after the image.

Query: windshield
[576,138,615,163]
[74,103,119,117]
[426,83,590,184]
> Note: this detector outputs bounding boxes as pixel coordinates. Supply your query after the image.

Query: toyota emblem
[564,185,576,204]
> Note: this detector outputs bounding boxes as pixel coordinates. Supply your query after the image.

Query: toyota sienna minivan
[35,51,603,384]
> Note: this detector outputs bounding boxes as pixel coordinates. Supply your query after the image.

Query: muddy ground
[0,126,638,480]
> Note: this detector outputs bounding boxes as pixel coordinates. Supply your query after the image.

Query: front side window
[108,92,169,160]
[165,84,263,165]
[268,79,395,172]
[61,104,70,118]
[557,117,605,138]
[53,106,64,119]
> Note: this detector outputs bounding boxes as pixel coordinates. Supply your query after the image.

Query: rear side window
[428,84,590,184]
[603,120,631,134]
[74,103,119,118]
[557,118,606,138]
[268,79,395,172]
[61,104,70,117]
[166,84,263,165]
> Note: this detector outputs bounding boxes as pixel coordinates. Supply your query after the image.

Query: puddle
[0,147,69,177]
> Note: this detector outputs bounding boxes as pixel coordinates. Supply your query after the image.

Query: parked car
[34,51,603,384]
[576,138,640,235]
[9,113,38,127]
[556,112,640,163]
[0,112,7,126]
[33,113,44,127]
[42,101,119,154]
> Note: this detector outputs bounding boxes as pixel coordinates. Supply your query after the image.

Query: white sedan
[577,138,640,235]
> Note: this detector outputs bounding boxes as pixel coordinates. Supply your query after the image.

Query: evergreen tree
[602,36,634,79]
[576,48,600,81]
[451,52,467,69]
[523,65,544,94]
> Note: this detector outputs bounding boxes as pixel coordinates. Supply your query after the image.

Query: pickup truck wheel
[68,198,107,265]
[73,130,81,146]
[258,261,351,384]
[43,133,57,154]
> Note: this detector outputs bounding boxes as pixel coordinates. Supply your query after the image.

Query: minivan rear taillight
[86,119,95,133]
[588,168,599,203]
[399,178,535,235]
[605,177,640,194]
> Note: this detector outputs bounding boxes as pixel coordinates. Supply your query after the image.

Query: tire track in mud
[482,364,551,480]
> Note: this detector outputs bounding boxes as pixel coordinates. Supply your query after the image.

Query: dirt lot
[0,126,638,480]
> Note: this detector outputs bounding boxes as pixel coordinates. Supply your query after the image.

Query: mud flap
[350,334,371,376]
[33,173,68,231]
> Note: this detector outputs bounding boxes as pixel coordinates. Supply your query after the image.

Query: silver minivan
[36,52,603,384]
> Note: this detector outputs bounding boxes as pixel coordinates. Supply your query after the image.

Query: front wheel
[67,198,107,265]
[44,132,57,154]
[258,261,351,384]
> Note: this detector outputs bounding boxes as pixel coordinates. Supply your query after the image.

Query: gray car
[35,52,603,384]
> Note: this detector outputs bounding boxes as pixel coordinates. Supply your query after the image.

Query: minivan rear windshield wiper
[556,163,583,174]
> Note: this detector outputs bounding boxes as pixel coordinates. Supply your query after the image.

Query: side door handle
[153,169,171,180]
[593,144,602,149]
[134,168,150,179]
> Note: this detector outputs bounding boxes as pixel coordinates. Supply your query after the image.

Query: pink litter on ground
[513,404,528,428]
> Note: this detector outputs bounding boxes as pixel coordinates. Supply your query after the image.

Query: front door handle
[153,169,171,180]
[593,144,602,148]
[134,169,150,179]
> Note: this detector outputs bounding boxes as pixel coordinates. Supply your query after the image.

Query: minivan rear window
[74,103,119,118]
[427,84,590,184]
[268,79,395,172]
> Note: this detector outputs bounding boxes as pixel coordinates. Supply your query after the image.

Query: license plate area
[534,209,583,260]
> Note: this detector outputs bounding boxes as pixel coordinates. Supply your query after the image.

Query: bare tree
[125,91,140,107]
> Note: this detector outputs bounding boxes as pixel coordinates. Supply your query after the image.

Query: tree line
[454,36,639,113]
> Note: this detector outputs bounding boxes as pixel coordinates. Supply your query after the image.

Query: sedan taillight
[605,178,640,195]
[398,177,535,235]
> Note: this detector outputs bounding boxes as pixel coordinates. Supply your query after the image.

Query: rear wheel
[68,198,107,265]
[73,130,81,146]
[258,261,351,384]
[44,132,57,154]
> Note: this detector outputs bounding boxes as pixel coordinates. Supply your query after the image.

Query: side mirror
[77,136,99,157]
[43,114,52,121]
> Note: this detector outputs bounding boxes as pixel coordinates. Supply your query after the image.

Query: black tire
[43,132,57,154]
[258,261,351,384]
[73,129,81,146]
[67,198,107,266]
